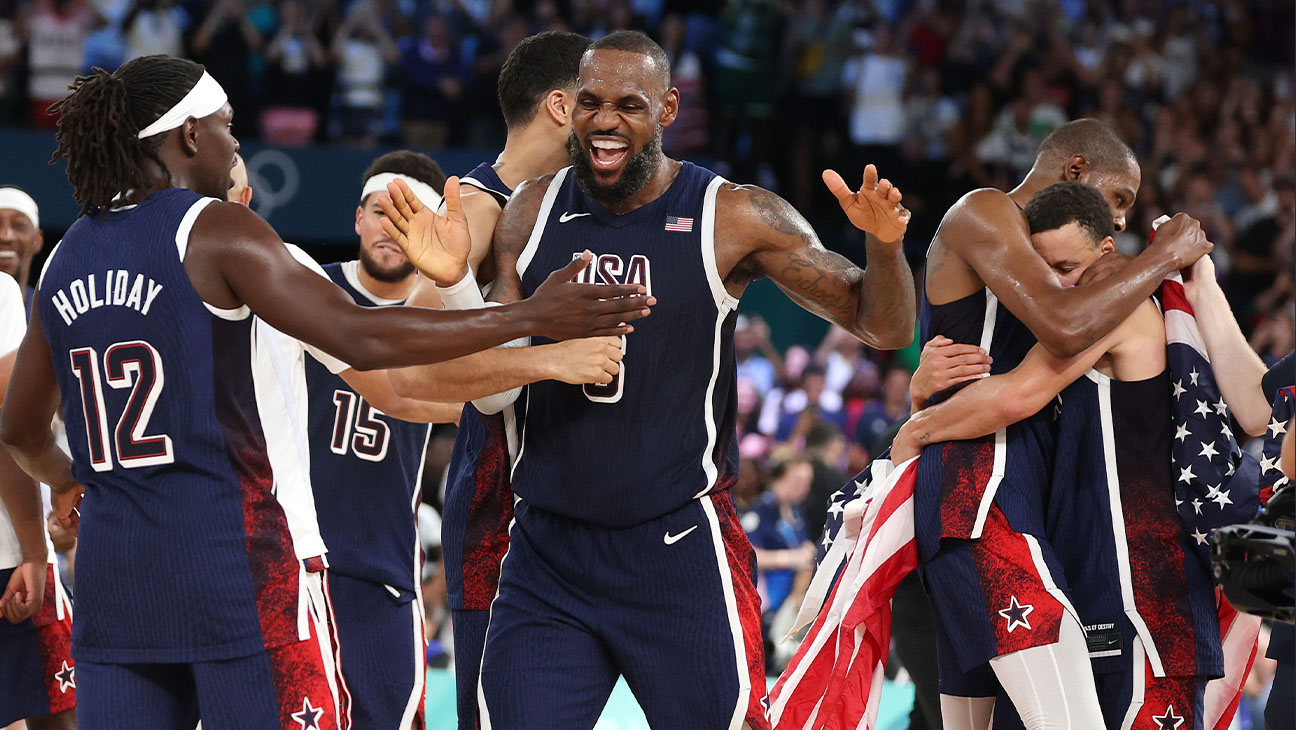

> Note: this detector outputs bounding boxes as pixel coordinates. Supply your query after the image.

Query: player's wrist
[431,262,472,289]
[434,265,485,309]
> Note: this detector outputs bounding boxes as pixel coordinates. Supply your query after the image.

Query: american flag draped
[767,456,919,730]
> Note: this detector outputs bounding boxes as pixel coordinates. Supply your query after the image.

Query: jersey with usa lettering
[304,261,430,592]
[443,161,521,611]
[514,162,740,527]
[914,287,1055,561]
[39,188,303,663]
[1047,368,1222,679]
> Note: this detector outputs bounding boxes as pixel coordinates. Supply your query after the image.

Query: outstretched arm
[1181,255,1270,437]
[725,165,916,349]
[940,191,1211,357]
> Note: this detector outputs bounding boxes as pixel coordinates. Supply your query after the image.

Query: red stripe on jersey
[709,492,771,730]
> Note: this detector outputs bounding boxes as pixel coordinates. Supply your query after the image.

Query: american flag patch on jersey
[664,215,694,232]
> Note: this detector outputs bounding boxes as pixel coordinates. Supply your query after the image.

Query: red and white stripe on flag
[768,457,919,730]
[664,215,694,232]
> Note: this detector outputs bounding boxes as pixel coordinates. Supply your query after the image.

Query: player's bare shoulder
[494,173,557,255]
[716,182,809,241]
[935,188,1028,249]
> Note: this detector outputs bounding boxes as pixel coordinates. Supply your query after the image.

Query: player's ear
[240,184,253,207]
[1065,154,1089,181]
[180,117,200,157]
[1100,235,1116,254]
[543,89,569,126]
[354,204,364,235]
[660,87,680,129]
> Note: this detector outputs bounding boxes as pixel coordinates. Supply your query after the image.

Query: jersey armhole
[174,196,217,261]
[701,175,739,312]
[36,238,62,290]
[515,168,568,280]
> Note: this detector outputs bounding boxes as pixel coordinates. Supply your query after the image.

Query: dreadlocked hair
[50,55,205,216]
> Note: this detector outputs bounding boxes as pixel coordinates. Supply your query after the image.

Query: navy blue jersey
[39,188,303,663]
[305,262,430,592]
[914,287,1055,560]
[443,161,520,612]
[1048,369,1222,678]
[513,162,740,527]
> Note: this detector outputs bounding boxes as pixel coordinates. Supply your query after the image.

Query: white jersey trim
[1087,367,1166,677]
[37,239,62,290]
[700,496,751,730]
[969,288,1006,538]
[515,168,568,281]
[700,175,740,311]
[174,196,217,261]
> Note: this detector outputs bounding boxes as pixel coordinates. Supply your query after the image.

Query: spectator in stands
[734,457,768,513]
[735,315,781,397]
[0,1,21,125]
[330,0,399,146]
[122,0,188,60]
[399,13,467,149]
[1230,174,1294,325]
[742,456,815,617]
[800,420,847,546]
[190,0,266,139]
[851,364,911,463]
[843,24,908,182]
[712,0,781,186]
[261,0,331,145]
[774,364,846,442]
[23,0,103,129]
[659,12,708,157]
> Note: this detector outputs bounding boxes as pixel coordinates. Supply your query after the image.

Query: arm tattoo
[487,177,549,303]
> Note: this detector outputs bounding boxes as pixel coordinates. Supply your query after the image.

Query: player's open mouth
[589,138,629,171]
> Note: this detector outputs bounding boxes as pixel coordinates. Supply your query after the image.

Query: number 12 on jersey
[69,341,174,472]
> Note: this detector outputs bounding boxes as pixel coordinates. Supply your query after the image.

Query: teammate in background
[383,30,915,730]
[0,56,650,729]
[386,30,592,728]
[0,186,46,308]
[897,118,1208,729]
[0,271,74,730]
[894,182,1221,730]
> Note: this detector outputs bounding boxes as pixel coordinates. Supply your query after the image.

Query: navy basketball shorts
[76,569,347,730]
[922,504,1079,695]
[0,563,76,725]
[326,571,426,730]
[450,608,490,730]
[478,492,769,730]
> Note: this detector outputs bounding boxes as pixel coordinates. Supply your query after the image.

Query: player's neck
[600,155,681,216]
[1008,171,1056,207]
[354,265,415,302]
[496,126,568,188]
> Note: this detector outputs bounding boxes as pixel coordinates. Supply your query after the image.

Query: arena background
[1,0,1292,727]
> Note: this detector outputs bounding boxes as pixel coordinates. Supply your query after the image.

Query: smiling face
[355,195,414,283]
[0,208,40,281]
[1030,221,1114,287]
[568,48,677,206]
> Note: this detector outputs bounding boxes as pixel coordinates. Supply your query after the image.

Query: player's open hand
[379,176,472,286]
[0,559,46,624]
[910,335,993,410]
[526,252,656,340]
[550,336,625,385]
[823,164,910,244]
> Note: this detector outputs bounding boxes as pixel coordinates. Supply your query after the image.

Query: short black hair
[587,30,672,90]
[498,31,590,129]
[1035,119,1136,176]
[1025,181,1114,245]
[360,150,447,204]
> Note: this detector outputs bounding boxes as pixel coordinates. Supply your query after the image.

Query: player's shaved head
[587,30,672,92]
[1035,119,1136,176]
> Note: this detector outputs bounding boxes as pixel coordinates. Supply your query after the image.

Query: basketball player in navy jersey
[0,55,651,730]
[895,182,1221,730]
[882,120,1212,729]
[0,272,75,730]
[386,31,593,729]
[382,30,916,730]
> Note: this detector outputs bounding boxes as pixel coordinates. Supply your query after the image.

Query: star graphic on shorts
[291,697,324,730]
[54,660,75,692]
[997,595,1034,633]
[1152,704,1185,730]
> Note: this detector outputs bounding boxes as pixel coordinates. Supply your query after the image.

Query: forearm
[384,399,463,424]
[905,376,1029,447]
[1187,280,1270,436]
[322,302,536,371]
[1,428,76,499]
[855,236,915,349]
[388,345,554,402]
[0,449,47,562]
[1035,250,1174,357]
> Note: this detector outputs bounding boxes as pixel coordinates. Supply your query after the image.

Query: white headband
[0,188,39,229]
[136,71,229,139]
[361,172,443,211]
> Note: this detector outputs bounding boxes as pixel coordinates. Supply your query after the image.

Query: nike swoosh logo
[664,525,699,545]
[559,212,591,223]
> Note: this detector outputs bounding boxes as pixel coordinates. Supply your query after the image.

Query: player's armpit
[720,184,915,350]
[487,176,552,305]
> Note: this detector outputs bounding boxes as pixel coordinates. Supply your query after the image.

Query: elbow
[997,386,1045,425]
[1037,325,1088,359]
[387,368,419,400]
[857,322,915,351]
[1236,411,1270,440]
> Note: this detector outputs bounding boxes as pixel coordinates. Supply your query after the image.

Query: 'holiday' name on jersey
[48,270,164,325]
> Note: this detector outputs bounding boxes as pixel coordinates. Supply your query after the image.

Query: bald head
[586,30,672,92]
[1035,119,1136,176]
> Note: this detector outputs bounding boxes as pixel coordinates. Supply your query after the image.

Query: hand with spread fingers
[379,176,473,286]
[823,164,911,244]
